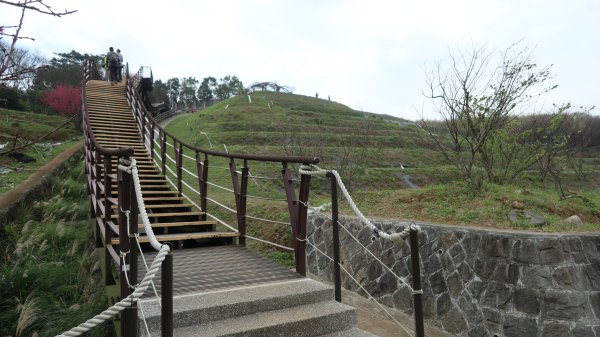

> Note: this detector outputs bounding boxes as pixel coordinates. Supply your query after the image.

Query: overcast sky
[2,0,599,120]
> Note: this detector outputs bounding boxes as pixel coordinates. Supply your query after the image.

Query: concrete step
[138,278,376,336]
[139,278,332,330]
[318,328,379,337]
[152,300,357,337]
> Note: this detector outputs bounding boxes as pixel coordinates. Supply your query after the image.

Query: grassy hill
[0,108,80,195]
[168,91,600,231]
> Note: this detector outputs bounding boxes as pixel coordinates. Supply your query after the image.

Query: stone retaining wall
[307,211,600,337]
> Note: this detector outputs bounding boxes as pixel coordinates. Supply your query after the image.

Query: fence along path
[73,60,380,337]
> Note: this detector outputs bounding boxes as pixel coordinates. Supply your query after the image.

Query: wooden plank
[111,231,239,244]
[138,220,216,229]
[111,211,205,219]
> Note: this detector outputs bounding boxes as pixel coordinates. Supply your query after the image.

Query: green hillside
[166,92,600,230]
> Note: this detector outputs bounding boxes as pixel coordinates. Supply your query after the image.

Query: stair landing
[138,245,302,297]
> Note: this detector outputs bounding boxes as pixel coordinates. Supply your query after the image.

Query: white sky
[2,0,599,120]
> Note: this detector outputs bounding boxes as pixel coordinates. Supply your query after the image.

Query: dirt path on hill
[0,142,83,224]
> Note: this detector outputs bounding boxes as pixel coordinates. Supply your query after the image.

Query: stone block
[424,253,442,274]
[458,261,474,283]
[490,262,509,283]
[440,249,456,272]
[436,292,453,317]
[479,235,511,259]
[392,259,410,278]
[502,314,538,337]
[458,293,484,326]
[441,308,468,334]
[482,308,503,335]
[379,247,395,267]
[544,291,588,320]
[561,237,589,264]
[512,239,540,264]
[366,259,382,282]
[482,282,512,309]
[392,285,413,313]
[553,265,585,290]
[440,231,459,249]
[572,324,595,337]
[449,242,467,263]
[447,271,463,299]
[582,238,600,261]
[590,292,600,319]
[583,263,600,290]
[429,270,448,295]
[513,287,541,316]
[474,260,498,279]
[466,325,488,337]
[521,265,551,289]
[507,263,519,285]
[541,321,572,337]
[460,233,481,261]
[376,271,397,296]
[468,279,485,300]
[539,238,565,265]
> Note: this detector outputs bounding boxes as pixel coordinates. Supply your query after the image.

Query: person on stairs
[116,49,124,82]
[106,47,119,85]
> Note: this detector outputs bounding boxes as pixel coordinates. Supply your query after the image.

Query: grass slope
[1,108,80,195]
[0,153,112,337]
[168,91,600,230]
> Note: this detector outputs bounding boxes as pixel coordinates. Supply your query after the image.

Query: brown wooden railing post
[103,153,114,286]
[141,113,146,147]
[230,159,248,246]
[410,228,425,337]
[282,163,298,252]
[160,132,167,175]
[326,172,342,302]
[150,121,156,159]
[162,244,174,337]
[117,155,137,337]
[295,172,311,276]
[174,141,183,195]
[196,153,209,222]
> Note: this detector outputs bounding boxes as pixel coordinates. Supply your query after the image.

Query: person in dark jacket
[106,47,119,84]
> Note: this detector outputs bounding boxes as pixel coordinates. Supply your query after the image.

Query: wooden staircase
[84,76,378,337]
[85,80,239,248]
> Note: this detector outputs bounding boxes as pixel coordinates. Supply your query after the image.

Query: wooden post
[118,156,137,337]
[409,228,425,337]
[162,245,173,337]
[327,172,342,302]
[295,173,311,276]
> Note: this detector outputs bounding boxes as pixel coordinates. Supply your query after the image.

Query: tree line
[150,75,244,111]
[422,42,598,196]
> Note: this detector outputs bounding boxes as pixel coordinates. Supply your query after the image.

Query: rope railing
[298,163,425,337]
[305,240,416,337]
[299,164,421,244]
[56,159,171,337]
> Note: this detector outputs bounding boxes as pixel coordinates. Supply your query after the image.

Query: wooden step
[111,190,179,196]
[111,231,239,245]
[111,211,204,220]
[139,220,215,229]
[142,196,187,202]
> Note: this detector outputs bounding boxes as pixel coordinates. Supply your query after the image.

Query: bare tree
[421,42,556,185]
[0,0,76,84]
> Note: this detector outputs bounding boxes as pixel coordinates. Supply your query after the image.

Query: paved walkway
[309,274,456,337]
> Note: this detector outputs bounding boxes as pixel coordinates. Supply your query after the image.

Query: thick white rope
[56,158,170,336]
[299,164,421,244]
[55,244,169,337]
[120,158,163,251]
